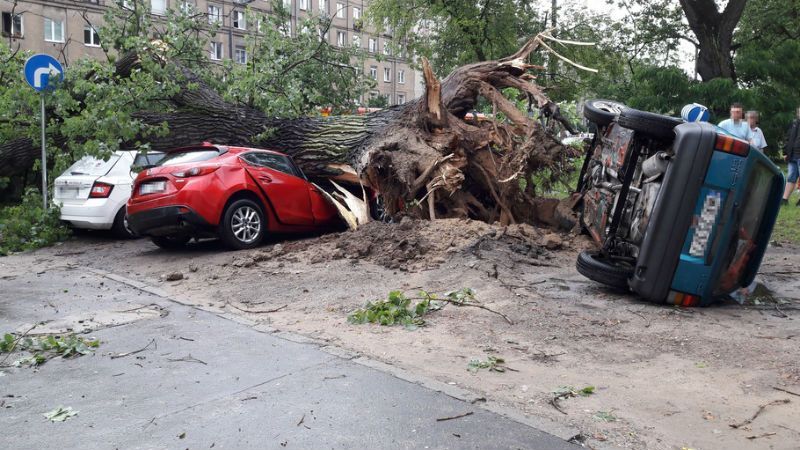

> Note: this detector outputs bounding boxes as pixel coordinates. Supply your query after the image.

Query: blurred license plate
[58,187,79,198]
[140,181,166,195]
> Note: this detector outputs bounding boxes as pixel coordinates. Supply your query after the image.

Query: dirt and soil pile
[240,218,584,272]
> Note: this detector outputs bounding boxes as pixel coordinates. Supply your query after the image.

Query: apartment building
[1,0,415,106]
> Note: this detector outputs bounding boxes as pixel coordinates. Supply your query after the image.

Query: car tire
[618,108,683,141]
[575,251,633,290]
[111,206,137,239]
[151,235,191,249]
[583,99,626,127]
[220,199,266,250]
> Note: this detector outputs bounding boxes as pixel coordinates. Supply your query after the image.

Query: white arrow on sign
[33,63,61,88]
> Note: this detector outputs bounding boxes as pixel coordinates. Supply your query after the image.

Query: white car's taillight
[689,192,722,258]
[89,182,114,198]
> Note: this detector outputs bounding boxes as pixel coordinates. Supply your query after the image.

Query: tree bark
[679,0,747,81]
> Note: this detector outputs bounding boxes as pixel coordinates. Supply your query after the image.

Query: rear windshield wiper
[70,171,89,175]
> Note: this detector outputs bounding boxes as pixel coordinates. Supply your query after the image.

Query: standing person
[718,102,754,142]
[746,111,768,152]
[782,107,800,205]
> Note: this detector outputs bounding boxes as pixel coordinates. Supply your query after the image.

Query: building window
[397,69,405,84]
[383,42,391,56]
[1,13,23,38]
[383,67,390,82]
[232,10,246,30]
[319,0,327,14]
[353,7,361,19]
[336,31,346,47]
[210,41,223,60]
[235,46,247,64]
[208,5,221,24]
[397,94,406,105]
[352,34,360,47]
[299,0,308,10]
[368,38,377,53]
[318,28,328,42]
[151,0,166,15]
[336,3,344,18]
[179,1,195,13]
[283,0,291,9]
[369,66,377,80]
[84,26,100,47]
[44,18,64,43]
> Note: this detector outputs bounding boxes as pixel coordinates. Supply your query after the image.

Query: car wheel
[220,199,265,250]
[618,108,683,141]
[583,99,626,127]
[111,206,136,239]
[151,235,191,249]
[575,251,633,290]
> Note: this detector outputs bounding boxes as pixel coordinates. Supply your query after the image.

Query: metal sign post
[40,94,47,210]
[23,54,64,210]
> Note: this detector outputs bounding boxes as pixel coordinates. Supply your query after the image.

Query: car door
[241,152,314,225]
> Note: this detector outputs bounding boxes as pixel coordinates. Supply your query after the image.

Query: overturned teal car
[575,100,784,306]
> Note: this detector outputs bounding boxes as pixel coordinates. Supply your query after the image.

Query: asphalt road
[0,267,577,450]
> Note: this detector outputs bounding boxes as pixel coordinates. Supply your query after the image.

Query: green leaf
[43,406,78,422]
[579,386,595,396]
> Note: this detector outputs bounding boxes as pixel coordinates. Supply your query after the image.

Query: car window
[133,151,165,168]
[64,154,121,176]
[158,150,220,166]
[242,152,301,177]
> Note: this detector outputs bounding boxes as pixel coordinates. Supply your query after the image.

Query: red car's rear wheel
[220,199,265,250]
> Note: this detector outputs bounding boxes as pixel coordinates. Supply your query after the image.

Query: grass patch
[772,163,800,245]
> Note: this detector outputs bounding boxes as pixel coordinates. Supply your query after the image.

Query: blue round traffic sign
[24,54,64,92]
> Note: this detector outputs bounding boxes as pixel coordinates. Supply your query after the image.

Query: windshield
[158,149,221,167]
[714,163,774,294]
[64,154,121,176]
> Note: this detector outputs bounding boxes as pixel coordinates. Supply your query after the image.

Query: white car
[54,150,164,238]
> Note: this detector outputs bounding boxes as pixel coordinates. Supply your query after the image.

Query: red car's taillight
[89,182,114,198]
[171,166,219,178]
[715,134,750,157]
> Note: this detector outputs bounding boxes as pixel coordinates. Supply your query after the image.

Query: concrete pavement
[0,267,577,449]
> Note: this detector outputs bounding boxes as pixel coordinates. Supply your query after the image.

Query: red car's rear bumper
[127,205,214,237]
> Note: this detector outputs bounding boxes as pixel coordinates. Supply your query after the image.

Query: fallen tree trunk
[1,33,579,227]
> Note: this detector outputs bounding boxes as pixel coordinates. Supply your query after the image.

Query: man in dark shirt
[783,107,800,205]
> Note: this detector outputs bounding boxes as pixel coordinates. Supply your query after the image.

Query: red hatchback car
[127,143,341,249]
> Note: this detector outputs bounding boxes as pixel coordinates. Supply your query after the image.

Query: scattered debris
[436,411,474,422]
[746,432,777,440]
[541,233,563,250]
[226,302,288,314]
[730,399,790,429]
[178,432,186,439]
[549,386,595,414]
[110,338,156,359]
[773,386,800,398]
[167,354,207,365]
[467,356,508,373]
[347,290,445,330]
[43,406,78,422]
[1,332,99,367]
[163,272,184,282]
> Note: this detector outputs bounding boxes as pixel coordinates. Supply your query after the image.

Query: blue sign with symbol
[24,54,64,92]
